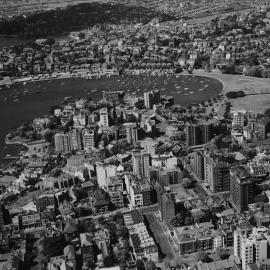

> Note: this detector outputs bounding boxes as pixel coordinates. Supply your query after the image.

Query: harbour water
[0,75,223,168]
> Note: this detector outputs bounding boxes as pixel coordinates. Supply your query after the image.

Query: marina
[0,74,223,167]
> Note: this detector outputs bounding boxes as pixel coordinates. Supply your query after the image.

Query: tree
[83,169,90,181]
[98,216,106,225]
[46,38,55,46]
[183,178,194,189]
[78,32,86,40]
[197,251,212,263]
[84,220,96,233]
[137,259,145,270]
[103,255,115,267]
[193,210,210,223]
[117,225,129,240]
[145,260,156,270]
[43,235,68,258]
[106,221,118,244]
[44,130,54,143]
[73,187,89,201]
[226,91,246,99]
[125,114,137,123]
[215,247,229,260]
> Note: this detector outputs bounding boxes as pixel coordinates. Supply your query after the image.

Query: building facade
[132,151,150,179]
[230,166,254,212]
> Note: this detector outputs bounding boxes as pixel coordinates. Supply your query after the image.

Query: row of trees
[226,91,246,99]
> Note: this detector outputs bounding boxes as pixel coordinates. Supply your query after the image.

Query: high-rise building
[72,129,82,150]
[82,129,96,150]
[149,166,182,186]
[141,181,152,207]
[230,166,254,212]
[0,205,5,232]
[140,138,158,156]
[204,153,230,193]
[193,151,205,181]
[232,112,245,127]
[256,117,270,140]
[160,191,175,223]
[234,227,270,270]
[103,91,125,104]
[124,123,138,144]
[132,151,150,179]
[186,121,213,146]
[144,90,160,109]
[73,112,86,128]
[100,107,110,127]
[54,132,73,153]
[130,184,143,208]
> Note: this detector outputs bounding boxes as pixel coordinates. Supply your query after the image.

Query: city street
[145,213,176,260]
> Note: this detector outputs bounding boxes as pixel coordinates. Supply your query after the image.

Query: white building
[82,129,95,151]
[151,153,178,168]
[123,210,158,262]
[234,227,270,270]
[96,163,117,187]
[130,184,143,208]
[100,107,109,127]
[73,113,86,128]
[232,112,245,127]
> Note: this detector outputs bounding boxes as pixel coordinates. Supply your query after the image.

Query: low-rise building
[123,210,158,262]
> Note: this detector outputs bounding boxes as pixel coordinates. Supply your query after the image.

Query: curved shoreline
[193,70,270,113]
[7,71,224,96]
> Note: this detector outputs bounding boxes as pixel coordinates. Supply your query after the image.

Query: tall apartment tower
[144,90,160,109]
[100,107,110,127]
[234,227,270,270]
[204,153,230,193]
[132,151,150,179]
[230,166,254,212]
[193,151,205,181]
[72,129,82,150]
[160,191,175,223]
[125,123,138,144]
[82,129,96,151]
[0,210,4,232]
[186,121,213,146]
[54,133,73,153]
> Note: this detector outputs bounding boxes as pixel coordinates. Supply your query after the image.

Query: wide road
[140,204,158,214]
[145,213,175,260]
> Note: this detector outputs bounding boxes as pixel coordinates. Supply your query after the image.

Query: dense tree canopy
[0,3,175,38]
